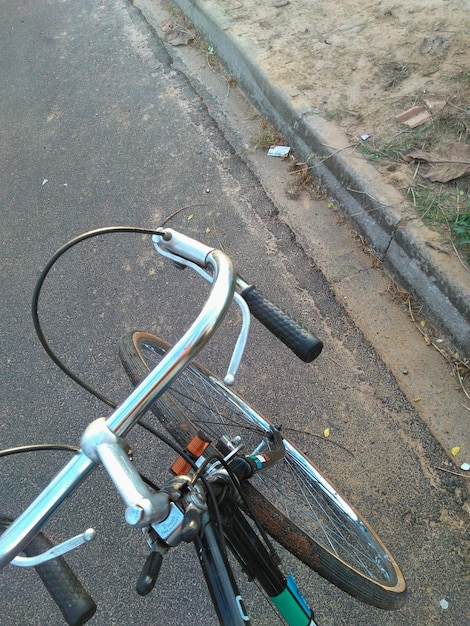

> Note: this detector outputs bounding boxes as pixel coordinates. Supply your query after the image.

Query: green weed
[360,127,429,163]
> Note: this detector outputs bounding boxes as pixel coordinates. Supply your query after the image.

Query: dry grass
[253,117,285,149]
[383,277,470,401]
[359,95,470,266]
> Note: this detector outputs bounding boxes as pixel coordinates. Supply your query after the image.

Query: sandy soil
[220,0,469,145]
[144,0,470,455]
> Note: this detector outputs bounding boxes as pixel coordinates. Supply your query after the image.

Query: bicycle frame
[217,497,317,626]
[195,510,252,626]
[195,502,317,626]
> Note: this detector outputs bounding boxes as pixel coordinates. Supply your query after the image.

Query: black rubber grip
[241,285,323,362]
[24,532,97,626]
[0,518,96,626]
[22,532,97,626]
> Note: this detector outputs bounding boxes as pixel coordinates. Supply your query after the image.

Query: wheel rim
[131,336,401,591]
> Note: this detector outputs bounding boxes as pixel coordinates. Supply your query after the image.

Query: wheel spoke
[120,332,406,608]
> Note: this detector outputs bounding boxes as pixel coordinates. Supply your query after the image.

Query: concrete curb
[158,0,470,357]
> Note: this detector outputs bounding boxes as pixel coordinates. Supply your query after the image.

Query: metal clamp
[80,418,170,528]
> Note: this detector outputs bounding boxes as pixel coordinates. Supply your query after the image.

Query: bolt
[125,505,145,526]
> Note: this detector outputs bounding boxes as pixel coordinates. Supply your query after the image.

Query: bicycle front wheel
[119,332,406,609]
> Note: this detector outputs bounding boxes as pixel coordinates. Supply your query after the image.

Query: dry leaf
[404,143,470,183]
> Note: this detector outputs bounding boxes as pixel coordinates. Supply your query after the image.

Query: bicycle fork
[219,502,318,626]
[194,510,251,626]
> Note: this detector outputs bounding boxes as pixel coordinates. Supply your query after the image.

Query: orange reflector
[171,433,211,475]
[170,456,192,476]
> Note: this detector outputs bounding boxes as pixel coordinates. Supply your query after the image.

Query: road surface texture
[0,2,468,625]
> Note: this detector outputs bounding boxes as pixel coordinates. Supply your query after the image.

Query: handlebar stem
[80,418,170,528]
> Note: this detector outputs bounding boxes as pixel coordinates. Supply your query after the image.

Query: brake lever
[11,528,96,567]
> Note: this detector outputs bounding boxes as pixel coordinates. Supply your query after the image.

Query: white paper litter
[267,145,291,157]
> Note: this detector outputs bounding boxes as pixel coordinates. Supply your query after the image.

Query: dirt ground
[140,0,470,461]
[220,0,469,144]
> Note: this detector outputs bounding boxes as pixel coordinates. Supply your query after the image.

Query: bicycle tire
[119,331,407,609]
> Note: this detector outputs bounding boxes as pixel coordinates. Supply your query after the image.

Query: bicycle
[0,227,407,625]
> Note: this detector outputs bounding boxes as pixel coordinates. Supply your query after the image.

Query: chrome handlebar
[0,229,236,569]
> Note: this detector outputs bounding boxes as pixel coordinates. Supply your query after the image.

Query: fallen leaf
[323,427,330,438]
[451,446,461,457]
[404,143,470,183]
[420,36,449,57]
[187,213,194,221]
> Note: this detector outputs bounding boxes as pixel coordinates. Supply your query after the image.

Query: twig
[435,466,470,478]
[159,204,206,227]
[447,101,470,115]
[450,238,470,273]
[283,426,355,457]
[425,241,449,254]
[211,216,224,251]
[346,187,381,203]
[325,354,342,367]
[407,297,470,398]
[433,197,470,273]
[297,143,358,173]
[458,373,470,401]
[416,159,470,165]
[411,162,421,184]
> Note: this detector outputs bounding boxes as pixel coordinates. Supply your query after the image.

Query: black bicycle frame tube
[222,502,316,626]
[194,510,251,626]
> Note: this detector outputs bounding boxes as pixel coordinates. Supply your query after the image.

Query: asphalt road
[1,1,468,625]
